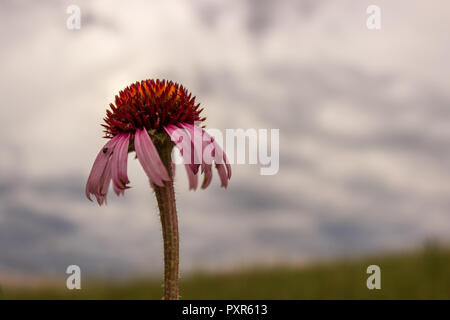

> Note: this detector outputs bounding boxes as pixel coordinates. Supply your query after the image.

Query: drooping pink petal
[97,157,113,205]
[187,123,231,188]
[135,130,162,185]
[201,164,213,189]
[165,124,198,174]
[223,152,232,179]
[135,128,170,186]
[85,135,121,204]
[111,133,131,196]
[179,123,204,173]
[165,125,202,190]
[182,123,231,180]
[201,141,215,172]
[112,180,123,196]
[166,122,232,190]
[215,163,228,188]
[200,127,232,180]
[184,164,198,190]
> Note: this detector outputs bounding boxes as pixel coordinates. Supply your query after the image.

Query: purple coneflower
[85,79,231,299]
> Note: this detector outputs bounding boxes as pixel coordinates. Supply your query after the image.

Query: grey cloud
[81,10,119,32]
[0,205,76,272]
[0,205,76,245]
[28,175,86,200]
[245,0,277,37]
[221,184,297,212]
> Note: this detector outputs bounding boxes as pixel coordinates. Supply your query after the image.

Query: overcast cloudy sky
[1,0,450,279]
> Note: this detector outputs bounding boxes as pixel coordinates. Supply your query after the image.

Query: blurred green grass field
[1,246,449,299]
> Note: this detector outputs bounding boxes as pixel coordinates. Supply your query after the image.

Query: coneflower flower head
[86,79,231,205]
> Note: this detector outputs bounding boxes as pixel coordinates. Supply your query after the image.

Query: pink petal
[111,133,131,196]
[167,122,232,190]
[184,164,198,190]
[215,163,228,188]
[85,135,120,204]
[200,127,232,179]
[97,157,113,205]
[165,124,199,174]
[113,180,124,196]
[201,164,213,189]
[135,128,170,186]
[179,123,204,172]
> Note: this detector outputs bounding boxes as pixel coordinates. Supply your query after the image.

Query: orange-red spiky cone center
[103,79,205,137]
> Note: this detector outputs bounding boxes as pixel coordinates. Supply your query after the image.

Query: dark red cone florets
[103,79,205,137]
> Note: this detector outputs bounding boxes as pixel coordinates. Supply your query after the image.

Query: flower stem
[153,145,179,300]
